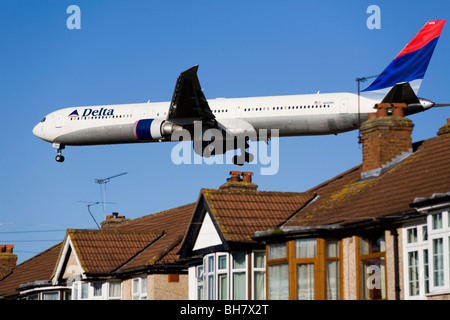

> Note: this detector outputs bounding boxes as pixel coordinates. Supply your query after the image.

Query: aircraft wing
[166,66,216,126]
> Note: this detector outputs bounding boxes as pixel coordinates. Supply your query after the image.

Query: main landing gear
[53,143,65,163]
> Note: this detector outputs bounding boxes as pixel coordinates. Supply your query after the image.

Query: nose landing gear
[53,143,65,163]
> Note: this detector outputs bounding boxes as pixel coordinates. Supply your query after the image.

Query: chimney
[437,118,450,136]
[101,212,129,229]
[0,244,17,280]
[360,103,414,179]
[220,171,258,191]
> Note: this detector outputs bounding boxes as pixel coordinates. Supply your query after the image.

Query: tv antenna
[95,172,128,219]
[356,74,380,143]
[77,201,116,229]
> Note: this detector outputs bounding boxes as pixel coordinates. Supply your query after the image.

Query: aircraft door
[340,99,349,113]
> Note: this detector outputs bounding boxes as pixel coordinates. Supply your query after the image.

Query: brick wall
[360,103,414,178]
[0,245,17,280]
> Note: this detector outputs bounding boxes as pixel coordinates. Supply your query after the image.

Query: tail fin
[362,20,445,97]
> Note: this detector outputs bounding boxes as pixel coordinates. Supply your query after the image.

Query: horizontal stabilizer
[381,82,420,104]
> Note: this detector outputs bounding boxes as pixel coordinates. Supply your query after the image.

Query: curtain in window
[42,292,59,300]
[268,244,286,259]
[218,274,228,300]
[254,271,265,300]
[297,263,314,300]
[432,238,444,286]
[326,240,339,257]
[408,251,419,296]
[361,258,386,300]
[268,264,289,300]
[326,261,339,300]
[109,282,121,298]
[295,239,316,258]
[233,272,246,299]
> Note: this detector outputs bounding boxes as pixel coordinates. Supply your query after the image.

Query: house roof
[178,178,315,257]
[201,185,315,242]
[65,202,197,275]
[111,202,196,270]
[0,203,196,298]
[66,229,162,274]
[0,243,62,299]
[283,129,450,230]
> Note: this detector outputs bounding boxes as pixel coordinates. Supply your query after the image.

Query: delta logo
[68,110,79,118]
[68,108,115,118]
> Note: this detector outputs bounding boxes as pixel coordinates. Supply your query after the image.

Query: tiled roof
[0,243,62,298]
[0,203,196,297]
[201,183,315,242]
[284,132,450,228]
[111,202,196,270]
[68,229,162,274]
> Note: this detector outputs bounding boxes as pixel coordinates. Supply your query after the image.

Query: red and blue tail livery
[363,20,445,95]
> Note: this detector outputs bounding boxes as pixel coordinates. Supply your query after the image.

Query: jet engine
[134,119,182,141]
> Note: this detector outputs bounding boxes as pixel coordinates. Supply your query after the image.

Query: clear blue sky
[1,0,449,263]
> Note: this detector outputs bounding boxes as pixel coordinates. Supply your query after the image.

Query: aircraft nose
[33,122,44,139]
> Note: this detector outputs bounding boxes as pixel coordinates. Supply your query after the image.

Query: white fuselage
[33,92,380,147]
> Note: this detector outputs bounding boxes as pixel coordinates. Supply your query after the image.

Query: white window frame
[403,209,450,299]
[252,251,266,300]
[427,210,450,295]
[217,254,229,300]
[132,276,148,300]
[403,220,429,299]
[197,251,264,300]
[196,265,205,300]
[231,252,248,300]
[72,281,107,300]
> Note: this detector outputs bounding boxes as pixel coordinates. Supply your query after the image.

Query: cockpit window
[41,117,46,123]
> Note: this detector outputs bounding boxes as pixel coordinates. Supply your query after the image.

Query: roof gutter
[253,211,421,241]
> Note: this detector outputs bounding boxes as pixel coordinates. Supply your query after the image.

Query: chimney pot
[229,171,242,182]
[242,172,253,183]
[375,103,389,117]
[391,103,407,117]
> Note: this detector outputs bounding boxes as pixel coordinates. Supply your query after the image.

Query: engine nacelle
[134,119,181,141]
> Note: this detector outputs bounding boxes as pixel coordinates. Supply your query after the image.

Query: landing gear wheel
[56,155,65,163]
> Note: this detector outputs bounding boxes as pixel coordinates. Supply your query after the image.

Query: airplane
[33,20,448,164]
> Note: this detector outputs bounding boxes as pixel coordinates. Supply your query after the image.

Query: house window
[217,254,228,300]
[253,251,266,300]
[295,239,316,300]
[42,291,59,300]
[205,255,215,300]
[232,252,247,299]
[196,265,205,300]
[92,282,104,298]
[267,239,341,300]
[358,232,386,300]
[197,251,263,300]
[268,263,289,300]
[427,210,450,293]
[108,281,122,299]
[326,239,340,300]
[132,276,148,300]
[403,209,450,298]
[81,282,89,299]
[403,222,429,299]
